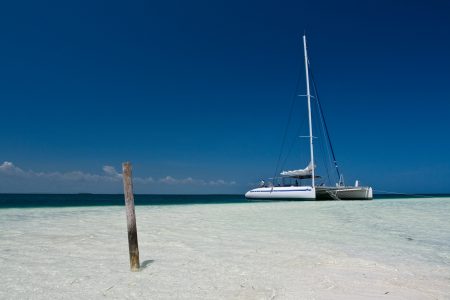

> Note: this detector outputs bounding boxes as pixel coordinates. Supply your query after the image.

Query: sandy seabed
[1,198,449,299]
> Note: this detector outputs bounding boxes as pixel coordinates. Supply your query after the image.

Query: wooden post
[122,162,140,272]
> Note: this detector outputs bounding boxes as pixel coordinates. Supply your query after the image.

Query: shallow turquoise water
[0,193,448,208]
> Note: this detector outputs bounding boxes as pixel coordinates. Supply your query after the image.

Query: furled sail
[280,162,315,178]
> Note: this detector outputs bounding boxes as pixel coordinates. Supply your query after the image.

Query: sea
[1,193,449,208]
[0,194,249,208]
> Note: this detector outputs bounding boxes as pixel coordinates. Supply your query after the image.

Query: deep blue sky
[1,0,449,193]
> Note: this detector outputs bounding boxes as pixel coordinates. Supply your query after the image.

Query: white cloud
[0,162,120,183]
[159,176,177,184]
[134,176,155,184]
[157,176,235,186]
[0,161,25,175]
[0,161,236,187]
[102,165,122,178]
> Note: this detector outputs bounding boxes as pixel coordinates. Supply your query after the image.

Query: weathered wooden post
[122,162,140,272]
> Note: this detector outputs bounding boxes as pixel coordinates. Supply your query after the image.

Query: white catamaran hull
[245,186,315,200]
[316,186,373,200]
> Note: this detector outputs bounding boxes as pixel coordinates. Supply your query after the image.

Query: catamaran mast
[303,35,315,188]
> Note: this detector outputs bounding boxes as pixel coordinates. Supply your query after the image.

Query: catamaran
[245,35,372,201]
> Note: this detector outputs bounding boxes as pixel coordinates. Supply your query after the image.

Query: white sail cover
[280,162,314,177]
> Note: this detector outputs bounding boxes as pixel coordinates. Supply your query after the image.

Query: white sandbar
[1,198,449,299]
